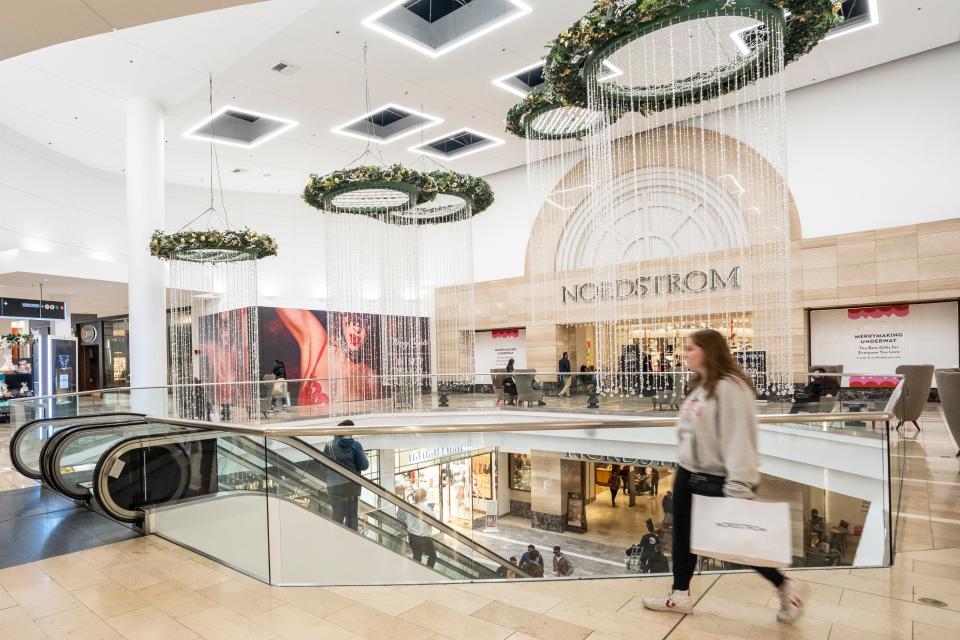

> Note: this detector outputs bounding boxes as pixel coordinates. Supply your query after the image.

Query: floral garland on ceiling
[506,0,842,136]
[302,164,495,219]
[149,228,278,261]
[0,333,35,350]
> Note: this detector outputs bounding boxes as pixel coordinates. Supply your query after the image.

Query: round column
[126,98,167,408]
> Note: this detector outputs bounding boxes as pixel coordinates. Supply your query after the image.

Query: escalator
[17,415,524,584]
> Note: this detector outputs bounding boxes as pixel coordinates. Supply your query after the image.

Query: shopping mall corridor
[0,410,958,640]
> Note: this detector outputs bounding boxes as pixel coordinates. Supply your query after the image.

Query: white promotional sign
[474,328,527,383]
[810,301,959,386]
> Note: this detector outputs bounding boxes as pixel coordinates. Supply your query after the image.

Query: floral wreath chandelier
[150,74,278,262]
[506,0,843,138]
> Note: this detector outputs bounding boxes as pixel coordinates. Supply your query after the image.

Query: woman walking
[643,329,809,624]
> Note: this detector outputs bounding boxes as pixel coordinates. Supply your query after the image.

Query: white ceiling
[0,0,958,195]
[0,273,128,317]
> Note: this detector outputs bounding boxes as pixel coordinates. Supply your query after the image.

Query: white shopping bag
[691,495,792,568]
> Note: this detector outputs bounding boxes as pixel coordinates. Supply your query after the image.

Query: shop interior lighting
[363,0,532,59]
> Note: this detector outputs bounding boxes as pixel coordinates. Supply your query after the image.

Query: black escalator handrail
[39,418,152,500]
[276,436,531,579]
[10,412,146,480]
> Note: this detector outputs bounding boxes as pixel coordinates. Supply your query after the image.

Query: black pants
[408,533,437,567]
[610,487,619,505]
[671,467,784,591]
[330,493,359,531]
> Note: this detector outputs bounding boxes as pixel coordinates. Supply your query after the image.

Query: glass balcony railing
[11,375,903,586]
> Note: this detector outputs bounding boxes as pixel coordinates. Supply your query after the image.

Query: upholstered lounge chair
[895,364,935,432]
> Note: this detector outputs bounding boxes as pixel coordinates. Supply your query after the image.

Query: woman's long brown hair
[688,328,754,399]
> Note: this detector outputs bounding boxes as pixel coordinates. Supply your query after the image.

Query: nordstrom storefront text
[561,266,742,304]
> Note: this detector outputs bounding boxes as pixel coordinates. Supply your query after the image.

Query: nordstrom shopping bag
[691,495,792,568]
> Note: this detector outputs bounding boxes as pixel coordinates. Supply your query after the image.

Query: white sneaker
[643,589,694,614]
[777,579,810,624]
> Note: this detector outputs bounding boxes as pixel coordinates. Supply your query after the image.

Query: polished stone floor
[0,408,955,638]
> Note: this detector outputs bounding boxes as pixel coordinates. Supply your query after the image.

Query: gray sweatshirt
[676,377,759,499]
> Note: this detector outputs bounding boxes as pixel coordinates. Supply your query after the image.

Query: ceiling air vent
[184,106,298,149]
[271,61,298,74]
[332,103,442,144]
[231,168,249,174]
[364,0,531,58]
[408,128,504,160]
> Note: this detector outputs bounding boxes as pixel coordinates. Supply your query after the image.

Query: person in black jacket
[272,359,287,379]
[322,420,369,531]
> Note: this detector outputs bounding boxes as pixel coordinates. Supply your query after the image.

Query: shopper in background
[558,352,571,388]
[503,358,518,404]
[270,359,289,411]
[789,367,826,414]
[497,556,518,579]
[608,464,621,507]
[651,467,661,496]
[662,490,674,528]
[643,329,809,625]
[552,545,574,576]
[272,359,287,379]
[519,548,544,577]
[403,488,437,568]
[322,421,369,531]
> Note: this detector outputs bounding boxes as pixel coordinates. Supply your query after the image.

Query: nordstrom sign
[561,266,742,304]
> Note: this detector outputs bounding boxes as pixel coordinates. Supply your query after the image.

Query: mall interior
[0,1,959,638]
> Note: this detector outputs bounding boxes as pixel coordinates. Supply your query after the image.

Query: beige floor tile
[789,570,913,601]
[0,605,48,639]
[106,604,199,640]
[8,579,84,619]
[157,560,234,591]
[899,548,960,568]
[44,559,112,592]
[250,603,361,640]
[839,589,960,631]
[0,563,52,590]
[198,578,286,617]
[325,602,434,640]
[72,580,149,619]
[268,586,354,618]
[75,547,140,571]
[472,600,592,640]
[398,584,493,614]
[178,604,277,640]
[133,581,216,619]
[36,606,125,640]
[0,585,16,610]
[696,593,832,639]
[100,562,167,591]
[912,559,960,580]
[329,585,424,616]
[400,601,513,640]
[673,611,759,639]
[456,583,563,614]
[825,623,902,640]
[547,600,676,639]
[521,580,633,612]
[914,620,960,639]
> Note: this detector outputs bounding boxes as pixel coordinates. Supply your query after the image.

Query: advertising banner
[474,328,526,383]
[810,301,959,387]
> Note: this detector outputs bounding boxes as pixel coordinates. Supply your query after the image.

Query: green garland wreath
[507,0,842,136]
[302,164,494,220]
[149,228,278,261]
[506,90,621,140]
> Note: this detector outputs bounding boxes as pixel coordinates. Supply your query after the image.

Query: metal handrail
[144,410,896,438]
[8,371,902,405]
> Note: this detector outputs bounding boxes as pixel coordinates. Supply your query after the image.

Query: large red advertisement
[258,307,430,408]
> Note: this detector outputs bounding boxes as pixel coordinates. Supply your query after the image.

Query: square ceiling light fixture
[183,106,298,148]
[332,103,442,144]
[363,0,532,58]
[408,128,504,160]
[824,0,878,40]
[493,59,623,98]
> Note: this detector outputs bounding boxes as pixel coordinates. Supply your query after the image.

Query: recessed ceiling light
[183,106,298,149]
[332,103,442,144]
[408,128,505,160]
[823,0,879,40]
[493,58,622,97]
[363,0,532,59]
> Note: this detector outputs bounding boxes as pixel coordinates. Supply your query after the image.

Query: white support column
[126,98,167,412]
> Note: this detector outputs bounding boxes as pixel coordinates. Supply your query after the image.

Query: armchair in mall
[490,369,507,406]
[934,368,960,464]
[894,364,935,432]
[514,370,546,407]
